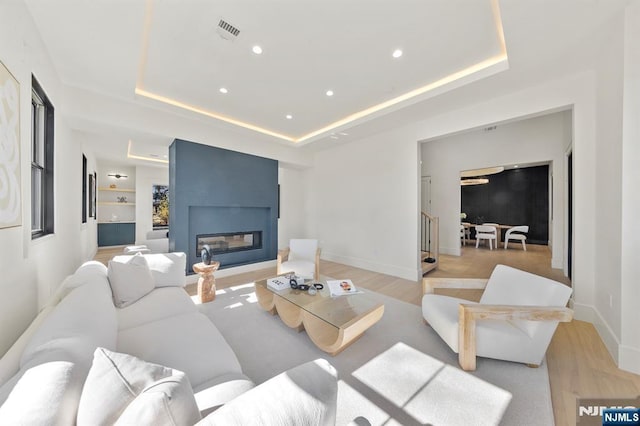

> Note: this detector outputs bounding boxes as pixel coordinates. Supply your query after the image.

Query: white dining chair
[475,225,497,250]
[504,225,529,251]
[461,222,471,244]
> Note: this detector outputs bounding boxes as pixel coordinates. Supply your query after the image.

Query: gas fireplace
[196,231,262,256]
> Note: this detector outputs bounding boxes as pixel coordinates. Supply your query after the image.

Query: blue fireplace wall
[169,140,278,272]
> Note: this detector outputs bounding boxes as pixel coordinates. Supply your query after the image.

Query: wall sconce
[107,173,128,179]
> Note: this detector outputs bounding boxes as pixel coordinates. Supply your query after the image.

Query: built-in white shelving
[97,185,135,223]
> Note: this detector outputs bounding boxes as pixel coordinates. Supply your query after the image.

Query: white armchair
[422,265,573,371]
[277,239,321,280]
[504,225,529,251]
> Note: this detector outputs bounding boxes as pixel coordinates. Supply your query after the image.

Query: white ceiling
[23,0,634,163]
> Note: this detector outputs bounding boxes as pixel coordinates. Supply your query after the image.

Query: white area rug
[198,284,554,426]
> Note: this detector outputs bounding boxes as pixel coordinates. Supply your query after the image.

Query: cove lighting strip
[127,140,169,164]
[135,0,508,144]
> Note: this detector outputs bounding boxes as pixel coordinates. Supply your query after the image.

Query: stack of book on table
[267,277,290,291]
[327,279,363,297]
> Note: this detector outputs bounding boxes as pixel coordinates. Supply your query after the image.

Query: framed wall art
[0,60,21,229]
[88,172,96,218]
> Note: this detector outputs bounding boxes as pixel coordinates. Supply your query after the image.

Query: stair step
[421,251,437,275]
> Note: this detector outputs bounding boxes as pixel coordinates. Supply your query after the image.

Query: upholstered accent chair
[276,239,321,280]
[422,264,573,371]
[475,225,497,250]
[504,225,529,251]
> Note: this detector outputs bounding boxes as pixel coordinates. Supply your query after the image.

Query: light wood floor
[95,245,640,425]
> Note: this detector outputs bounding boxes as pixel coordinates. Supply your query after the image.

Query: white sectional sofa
[0,253,338,424]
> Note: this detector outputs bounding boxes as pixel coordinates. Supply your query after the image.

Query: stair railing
[420,211,439,274]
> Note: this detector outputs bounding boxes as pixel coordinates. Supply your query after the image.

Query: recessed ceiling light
[285,114,293,120]
[514,165,519,168]
[219,87,228,94]
[252,45,263,55]
[326,90,334,97]
[329,134,339,140]
[392,49,403,58]
[338,132,348,136]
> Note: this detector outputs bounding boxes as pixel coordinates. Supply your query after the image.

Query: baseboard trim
[322,252,417,281]
[573,302,620,364]
[619,345,640,375]
[439,247,460,256]
[185,260,277,284]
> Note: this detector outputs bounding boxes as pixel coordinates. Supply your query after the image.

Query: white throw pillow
[0,361,79,425]
[116,376,202,425]
[111,253,187,288]
[145,253,187,288]
[77,348,201,426]
[108,253,155,308]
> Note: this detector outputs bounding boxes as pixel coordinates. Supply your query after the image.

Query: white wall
[593,15,624,356]
[619,1,640,374]
[135,165,168,243]
[420,111,570,266]
[311,129,421,280]
[277,166,309,248]
[0,1,98,356]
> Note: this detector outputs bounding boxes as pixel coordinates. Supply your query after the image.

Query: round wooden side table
[193,261,220,303]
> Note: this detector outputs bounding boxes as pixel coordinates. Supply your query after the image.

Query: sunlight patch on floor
[337,380,397,426]
[191,282,258,307]
[352,342,512,425]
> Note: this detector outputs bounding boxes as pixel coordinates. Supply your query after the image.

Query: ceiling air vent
[484,125,498,132]
[216,19,240,41]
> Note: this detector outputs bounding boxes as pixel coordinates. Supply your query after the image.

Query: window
[152,185,169,229]
[82,154,87,223]
[31,76,54,238]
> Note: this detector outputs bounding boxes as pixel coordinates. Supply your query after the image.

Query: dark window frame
[82,154,87,223]
[31,76,54,239]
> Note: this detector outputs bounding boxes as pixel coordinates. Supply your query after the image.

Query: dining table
[462,223,513,244]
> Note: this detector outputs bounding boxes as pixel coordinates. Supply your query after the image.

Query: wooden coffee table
[254,276,384,355]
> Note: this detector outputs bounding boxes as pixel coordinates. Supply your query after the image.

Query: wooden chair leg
[458,305,477,371]
[522,241,527,251]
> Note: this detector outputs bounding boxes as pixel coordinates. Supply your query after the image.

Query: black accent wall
[461,165,549,245]
[169,140,278,272]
